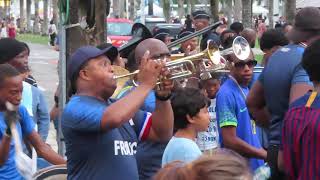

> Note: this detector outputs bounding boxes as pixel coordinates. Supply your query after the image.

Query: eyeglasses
[234,60,257,69]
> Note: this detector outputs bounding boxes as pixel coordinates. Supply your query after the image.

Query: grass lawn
[16,33,49,45]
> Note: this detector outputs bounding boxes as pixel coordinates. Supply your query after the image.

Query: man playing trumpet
[62,44,174,180]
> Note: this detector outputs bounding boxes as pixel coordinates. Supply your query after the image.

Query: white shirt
[196,98,220,151]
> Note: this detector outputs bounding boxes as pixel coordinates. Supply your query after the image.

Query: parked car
[134,16,167,32]
[106,18,133,47]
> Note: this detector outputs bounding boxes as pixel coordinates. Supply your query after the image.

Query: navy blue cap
[192,10,210,20]
[153,28,170,39]
[67,46,114,80]
[178,28,195,39]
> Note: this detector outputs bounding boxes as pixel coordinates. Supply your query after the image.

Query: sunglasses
[234,60,257,69]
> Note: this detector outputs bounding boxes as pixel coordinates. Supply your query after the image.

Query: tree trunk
[234,0,242,22]
[178,0,184,19]
[113,0,119,17]
[42,0,49,35]
[26,0,32,32]
[268,0,274,28]
[67,0,106,58]
[52,0,59,26]
[242,0,252,28]
[285,0,295,25]
[186,0,191,15]
[224,0,233,25]
[128,0,135,19]
[162,0,170,22]
[33,0,41,34]
[190,0,195,13]
[209,0,219,22]
[20,0,26,33]
[119,0,126,18]
[148,0,154,15]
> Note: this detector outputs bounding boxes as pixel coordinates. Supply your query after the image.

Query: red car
[106,18,133,47]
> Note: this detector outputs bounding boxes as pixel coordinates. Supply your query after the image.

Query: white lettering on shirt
[114,140,137,156]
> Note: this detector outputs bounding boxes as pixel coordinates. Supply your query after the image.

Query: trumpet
[113,59,196,85]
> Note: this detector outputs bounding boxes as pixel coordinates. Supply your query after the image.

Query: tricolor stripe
[139,112,152,141]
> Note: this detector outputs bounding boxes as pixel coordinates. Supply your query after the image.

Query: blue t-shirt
[216,79,264,171]
[62,95,152,180]
[162,137,202,166]
[259,44,311,145]
[116,81,165,180]
[0,106,35,180]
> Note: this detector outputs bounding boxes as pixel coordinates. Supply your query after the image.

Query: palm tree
[26,0,32,32]
[19,0,26,33]
[52,0,59,26]
[242,0,253,28]
[42,0,49,35]
[162,0,171,22]
[148,0,154,15]
[285,0,295,24]
[234,0,242,22]
[33,0,41,34]
[209,0,219,22]
[268,0,274,28]
[178,0,184,19]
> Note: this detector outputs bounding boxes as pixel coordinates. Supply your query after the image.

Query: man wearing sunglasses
[216,52,266,171]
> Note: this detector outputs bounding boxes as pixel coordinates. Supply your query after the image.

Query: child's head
[171,88,211,132]
[201,74,221,99]
[154,149,252,180]
[0,64,23,109]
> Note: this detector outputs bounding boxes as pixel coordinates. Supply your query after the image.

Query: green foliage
[16,33,49,45]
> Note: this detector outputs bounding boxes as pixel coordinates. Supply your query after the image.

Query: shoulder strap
[305,92,317,108]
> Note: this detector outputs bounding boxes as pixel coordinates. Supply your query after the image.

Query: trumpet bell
[112,65,131,98]
[232,36,251,61]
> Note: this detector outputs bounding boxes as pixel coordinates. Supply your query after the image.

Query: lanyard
[305,91,317,108]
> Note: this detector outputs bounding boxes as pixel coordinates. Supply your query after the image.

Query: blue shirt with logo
[216,78,264,171]
[116,80,166,180]
[0,106,35,180]
[62,95,152,180]
[259,44,312,146]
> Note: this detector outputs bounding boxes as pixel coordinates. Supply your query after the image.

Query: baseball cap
[67,46,115,80]
[96,43,119,62]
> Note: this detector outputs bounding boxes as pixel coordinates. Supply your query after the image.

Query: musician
[230,22,244,35]
[116,38,172,180]
[153,28,171,45]
[97,43,126,68]
[62,45,174,179]
[240,28,257,49]
[216,51,266,171]
[246,7,320,179]
[0,64,65,179]
[192,10,220,51]
[171,28,198,55]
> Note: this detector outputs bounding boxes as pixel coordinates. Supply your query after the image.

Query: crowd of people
[0,6,320,180]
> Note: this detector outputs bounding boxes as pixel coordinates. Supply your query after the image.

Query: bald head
[240,28,257,48]
[135,38,170,65]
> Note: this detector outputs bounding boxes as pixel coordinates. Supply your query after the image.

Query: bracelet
[155,92,172,101]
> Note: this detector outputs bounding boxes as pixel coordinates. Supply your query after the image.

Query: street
[28,43,59,151]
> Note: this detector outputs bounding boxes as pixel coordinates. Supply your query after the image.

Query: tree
[26,0,32,32]
[234,0,242,22]
[33,0,41,34]
[128,0,135,20]
[42,0,49,35]
[52,0,59,26]
[67,0,106,57]
[268,0,274,28]
[242,0,252,28]
[285,0,295,24]
[162,0,171,22]
[113,0,119,17]
[209,0,219,22]
[19,0,26,33]
[148,0,154,15]
[178,0,184,19]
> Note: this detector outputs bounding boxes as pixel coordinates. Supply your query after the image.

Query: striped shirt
[282,91,320,180]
